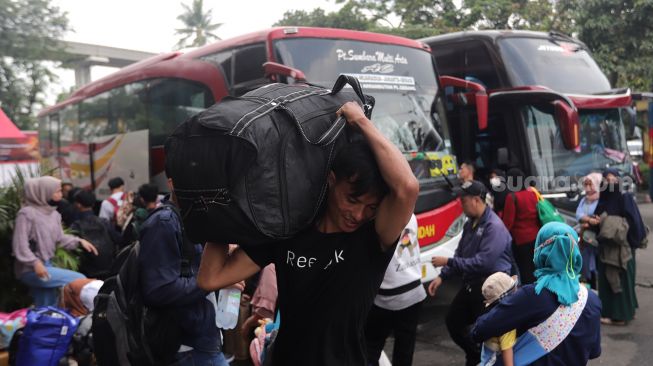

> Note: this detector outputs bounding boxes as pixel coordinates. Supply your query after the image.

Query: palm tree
[175,0,222,49]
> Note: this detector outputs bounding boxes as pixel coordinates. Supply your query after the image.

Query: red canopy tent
[0,108,26,139]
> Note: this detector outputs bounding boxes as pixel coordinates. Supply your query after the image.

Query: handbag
[530,187,565,225]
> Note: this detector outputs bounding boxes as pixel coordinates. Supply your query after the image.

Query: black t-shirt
[243,221,394,366]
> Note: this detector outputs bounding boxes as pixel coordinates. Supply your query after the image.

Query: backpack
[107,191,134,230]
[92,204,195,366]
[14,307,79,366]
[71,216,116,280]
[165,75,374,245]
[0,308,28,349]
[70,315,94,366]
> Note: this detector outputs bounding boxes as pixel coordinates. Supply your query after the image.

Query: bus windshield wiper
[548,31,582,52]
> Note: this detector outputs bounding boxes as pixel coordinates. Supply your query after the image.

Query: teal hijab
[533,222,582,306]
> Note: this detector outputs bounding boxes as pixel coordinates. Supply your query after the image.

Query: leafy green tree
[175,0,222,49]
[274,1,372,30]
[575,0,653,90]
[0,0,69,130]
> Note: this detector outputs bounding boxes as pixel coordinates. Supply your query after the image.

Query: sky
[46,0,340,103]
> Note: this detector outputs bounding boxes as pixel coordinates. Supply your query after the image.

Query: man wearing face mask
[428,180,513,366]
[488,169,507,216]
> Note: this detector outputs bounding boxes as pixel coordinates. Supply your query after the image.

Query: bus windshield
[498,37,612,94]
[275,38,454,182]
[524,105,630,189]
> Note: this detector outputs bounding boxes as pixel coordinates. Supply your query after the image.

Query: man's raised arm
[338,102,419,250]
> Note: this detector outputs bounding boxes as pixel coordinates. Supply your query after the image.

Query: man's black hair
[67,187,82,202]
[490,168,505,178]
[108,177,125,190]
[74,190,96,208]
[331,142,389,198]
[138,183,159,204]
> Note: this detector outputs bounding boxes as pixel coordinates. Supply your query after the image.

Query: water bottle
[215,288,241,329]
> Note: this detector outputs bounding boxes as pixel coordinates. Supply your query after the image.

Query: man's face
[326,173,381,232]
[459,164,472,181]
[461,195,482,218]
[62,184,72,197]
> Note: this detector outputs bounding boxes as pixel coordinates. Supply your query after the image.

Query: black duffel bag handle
[330,74,374,117]
[294,75,374,147]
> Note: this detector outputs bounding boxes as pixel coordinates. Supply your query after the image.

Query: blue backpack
[15,307,78,366]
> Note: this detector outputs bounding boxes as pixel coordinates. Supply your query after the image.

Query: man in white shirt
[99,177,125,227]
[364,214,426,366]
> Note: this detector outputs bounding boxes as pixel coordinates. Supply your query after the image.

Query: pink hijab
[23,176,61,214]
[583,173,602,203]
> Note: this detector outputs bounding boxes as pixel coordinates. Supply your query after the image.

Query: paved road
[402,201,653,365]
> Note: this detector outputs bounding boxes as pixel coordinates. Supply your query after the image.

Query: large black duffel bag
[165,75,374,245]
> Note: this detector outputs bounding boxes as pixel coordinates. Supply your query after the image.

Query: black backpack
[165,75,374,245]
[91,204,195,366]
[71,215,116,280]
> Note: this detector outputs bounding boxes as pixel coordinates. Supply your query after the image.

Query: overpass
[60,40,157,87]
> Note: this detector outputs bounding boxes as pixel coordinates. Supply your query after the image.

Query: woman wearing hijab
[576,173,602,286]
[586,168,646,325]
[502,168,540,284]
[471,222,602,366]
[12,176,98,307]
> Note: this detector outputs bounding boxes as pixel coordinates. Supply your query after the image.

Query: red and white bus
[38,27,487,282]
[422,30,635,216]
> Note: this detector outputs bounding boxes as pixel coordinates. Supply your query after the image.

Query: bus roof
[182,27,429,59]
[421,30,589,49]
[39,27,429,117]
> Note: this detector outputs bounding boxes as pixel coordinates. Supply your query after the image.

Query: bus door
[490,88,581,213]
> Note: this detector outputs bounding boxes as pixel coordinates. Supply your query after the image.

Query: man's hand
[336,101,367,129]
[34,260,49,280]
[242,313,263,340]
[587,216,600,226]
[228,280,246,292]
[428,276,443,297]
[431,256,449,267]
[79,238,99,256]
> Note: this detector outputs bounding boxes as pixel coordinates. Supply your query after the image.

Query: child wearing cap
[480,272,518,366]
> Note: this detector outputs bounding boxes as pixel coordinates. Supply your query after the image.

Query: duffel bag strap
[289,113,347,148]
[231,88,326,136]
[330,74,374,117]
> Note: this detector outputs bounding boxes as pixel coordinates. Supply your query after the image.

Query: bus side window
[146,78,214,146]
[433,40,501,90]
[109,82,148,134]
[232,43,268,96]
[200,50,233,90]
[80,92,110,141]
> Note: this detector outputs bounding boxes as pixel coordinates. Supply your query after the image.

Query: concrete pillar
[74,65,92,88]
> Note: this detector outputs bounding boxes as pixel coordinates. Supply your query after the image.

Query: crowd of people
[6,101,650,366]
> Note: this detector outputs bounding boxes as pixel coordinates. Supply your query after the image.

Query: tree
[175,0,222,49]
[0,0,69,130]
[274,1,372,31]
[575,0,653,90]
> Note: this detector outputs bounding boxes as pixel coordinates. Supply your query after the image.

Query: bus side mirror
[263,62,307,83]
[439,76,488,130]
[553,100,580,150]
